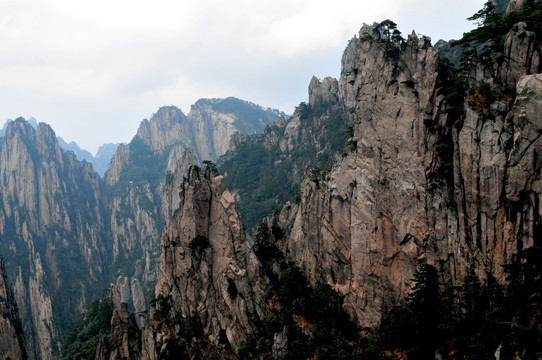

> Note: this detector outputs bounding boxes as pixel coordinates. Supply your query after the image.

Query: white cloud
[0,0,486,153]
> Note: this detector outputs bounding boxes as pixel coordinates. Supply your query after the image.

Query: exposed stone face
[162,147,198,226]
[274,22,542,329]
[141,165,262,358]
[96,16,542,357]
[95,286,141,360]
[0,251,27,360]
[505,74,542,203]
[499,22,542,89]
[281,76,342,158]
[105,144,131,186]
[187,102,243,161]
[135,107,190,154]
[274,26,442,327]
[0,120,109,360]
[5,9,542,358]
[0,98,280,359]
[309,76,339,107]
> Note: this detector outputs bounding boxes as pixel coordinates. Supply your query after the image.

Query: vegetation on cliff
[61,295,114,360]
[218,94,350,230]
[366,247,542,359]
[453,0,542,49]
[31,1,542,359]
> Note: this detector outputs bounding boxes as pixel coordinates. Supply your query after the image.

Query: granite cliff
[96,3,542,357]
[0,251,27,360]
[4,0,542,358]
[0,120,110,359]
[270,5,542,332]
[218,76,349,229]
[0,98,282,359]
[103,98,284,328]
[138,165,262,359]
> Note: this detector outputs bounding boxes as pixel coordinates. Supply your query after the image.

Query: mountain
[2,119,119,177]
[102,98,285,326]
[94,143,121,176]
[79,1,542,358]
[0,117,37,137]
[0,120,110,359]
[0,97,283,359]
[4,1,542,358]
[218,77,350,229]
[56,137,95,163]
[56,138,120,177]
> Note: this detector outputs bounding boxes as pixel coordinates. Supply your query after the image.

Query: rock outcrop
[270,19,542,328]
[140,165,262,358]
[218,75,350,229]
[82,7,542,357]
[506,0,525,13]
[0,251,27,360]
[273,25,442,327]
[104,98,283,323]
[499,21,542,88]
[95,286,141,360]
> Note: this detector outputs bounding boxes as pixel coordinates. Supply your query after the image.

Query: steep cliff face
[89,7,542,357]
[108,99,283,183]
[271,18,542,328]
[0,251,27,360]
[218,76,350,228]
[104,99,282,322]
[188,97,286,161]
[499,21,542,88]
[0,99,282,358]
[272,26,442,327]
[95,286,141,360]
[140,165,262,359]
[188,100,248,161]
[0,120,110,359]
[162,147,199,226]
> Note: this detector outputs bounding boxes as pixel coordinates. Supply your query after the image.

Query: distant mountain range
[0,96,285,177]
[0,117,120,177]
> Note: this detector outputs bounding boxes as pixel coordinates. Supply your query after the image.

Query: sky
[0,0,486,154]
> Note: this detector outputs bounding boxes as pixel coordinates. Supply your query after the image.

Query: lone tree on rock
[378,19,404,42]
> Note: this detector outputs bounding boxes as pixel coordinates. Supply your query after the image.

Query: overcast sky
[0,0,485,154]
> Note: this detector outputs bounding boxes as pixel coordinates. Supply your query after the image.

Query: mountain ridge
[87,2,542,358]
[0,96,284,359]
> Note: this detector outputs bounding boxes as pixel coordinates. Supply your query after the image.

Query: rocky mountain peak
[142,163,261,357]
[95,286,141,360]
[0,116,108,359]
[135,106,189,153]
[308,76,339,107]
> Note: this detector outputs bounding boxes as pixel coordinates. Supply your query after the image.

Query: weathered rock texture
[140,165,262,359]
[0,97,280,359]
[0,120,110,359]
[104,98,280,326]
[0,251,27,360]
[95,286,141,360]
[94,13,542,357]
[271,21,542,328]
[506,0,525,13]
[499,22,542,88]
[272,26,443,327]
[218,75,350,229]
